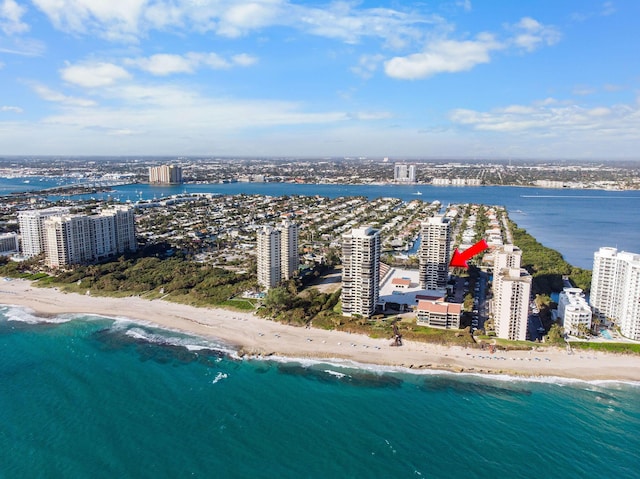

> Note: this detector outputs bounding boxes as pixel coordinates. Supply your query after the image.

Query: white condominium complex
[394,163,416,183]
[149,165,183,184]
[341,226,381,318]
[418,215,451,290]
[256,220,300,290]
[19,206,137,268]
[557,288,592,336]
[591,247,640,340]
[99,206,137,254]
[44,215,94,268]
[492,244,531,341]
[279,219,299,281]
[18,207,70,257]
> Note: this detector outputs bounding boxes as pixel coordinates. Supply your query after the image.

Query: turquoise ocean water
[1,307,639,478]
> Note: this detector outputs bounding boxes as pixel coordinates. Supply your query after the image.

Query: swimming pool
[600,329,612,340]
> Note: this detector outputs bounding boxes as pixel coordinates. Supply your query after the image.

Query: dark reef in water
[90,326,228,366]
[421,376,532,397]
[276,363,403,388]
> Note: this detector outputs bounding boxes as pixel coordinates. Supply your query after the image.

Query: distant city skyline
[0,1,639,159]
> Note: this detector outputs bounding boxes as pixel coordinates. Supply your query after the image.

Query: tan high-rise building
[491,244,531,340]
[279,219,299,281]
[256,220,300,290]
[341,226,380,318]
[419,215,451,290]
[149,165,183,184]
[493,267,532,341]
[44,214,94,268]
[257,226,281,290]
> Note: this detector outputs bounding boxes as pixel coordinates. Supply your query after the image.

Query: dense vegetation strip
[509,220,591,294]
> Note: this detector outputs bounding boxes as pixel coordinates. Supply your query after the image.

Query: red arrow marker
[449,239,489,269]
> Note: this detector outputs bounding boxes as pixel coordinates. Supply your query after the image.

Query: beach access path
[2,279,640,382]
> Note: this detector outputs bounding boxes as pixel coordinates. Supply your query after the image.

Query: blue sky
[0,0,638,159]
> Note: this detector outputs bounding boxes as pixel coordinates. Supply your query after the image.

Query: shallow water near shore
[2,308,639,478]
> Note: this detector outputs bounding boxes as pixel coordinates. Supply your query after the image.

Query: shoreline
[2,279,640,383]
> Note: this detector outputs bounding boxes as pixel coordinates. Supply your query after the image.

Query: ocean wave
[243,353,640,390]
[212,372,228,384]
[0,305,73,324]
[123,326,237,356]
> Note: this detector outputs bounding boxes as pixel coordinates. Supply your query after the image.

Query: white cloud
[1,105,22,113]
[61,62,131,88]
[573,86,596,96]
[32,0,147,41]
[32,0,438,49]
[456,0,472,12]
[31,83,97,107]
[601,1,616,16]
[508,17,561,52]
[126,52,257,75]
[351,54,384,79]
[384,33,502,80]
[449,99,640,139]
[0,0,29,35]
[217,1,284,38]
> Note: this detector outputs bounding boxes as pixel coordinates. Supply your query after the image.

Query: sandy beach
[2,278,640,382]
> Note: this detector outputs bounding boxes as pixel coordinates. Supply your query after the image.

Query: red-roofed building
[416,300,462,329]
[391,277,412,289]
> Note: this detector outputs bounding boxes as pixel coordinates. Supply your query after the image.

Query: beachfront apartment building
[279,219,299,281]
[591,247,640,340]
[418,215,451,290]
[394,163,417,183]
[256,220,300,290]
[19,206,137,268]
[491,244,532,341]
[18,207,70,257]
[99,205,138,254]
[44,214,94,268]
[416,300,461,329]
[341,226,381,318]
[257,226,281,290]
[557,287,592,336]
[493,267,532,341]
[149,165,183,184]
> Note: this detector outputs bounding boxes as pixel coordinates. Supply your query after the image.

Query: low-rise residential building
[557,287,592,336]
[416,300,461,329]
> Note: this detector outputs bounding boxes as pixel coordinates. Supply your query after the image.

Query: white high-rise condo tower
[18,207,70,257]
[279,219,299,281]
[257,226,281,290]
[419,215,451,290]
[341,226,381,318]
[394,163,417,183]
[591,247,640,340]
[256,220,299,291]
